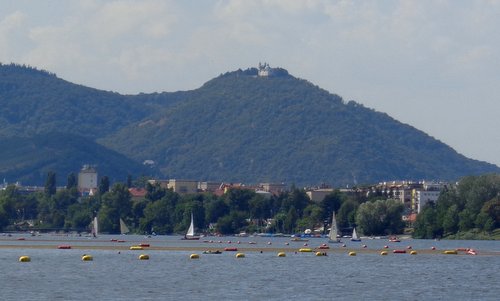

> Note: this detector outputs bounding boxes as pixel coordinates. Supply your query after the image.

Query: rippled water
[1,234,499,300]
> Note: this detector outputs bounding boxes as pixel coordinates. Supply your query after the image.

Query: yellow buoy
[190,254,200,259]
[299,248,312,252]
[235,253,245,258]
[139,254,149,260]
[81,254,93,261]
[19,256,31,262]
[348,251,356,256]
[443,250,458,255]
[130,246,144,250]
[380,251,388,256]
[315,252,327,256]
[410,250,417,255]
[277,252,286,257]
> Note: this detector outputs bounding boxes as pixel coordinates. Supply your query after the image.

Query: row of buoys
[19,254,151,262]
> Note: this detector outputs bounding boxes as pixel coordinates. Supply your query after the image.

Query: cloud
[0,11,27,59]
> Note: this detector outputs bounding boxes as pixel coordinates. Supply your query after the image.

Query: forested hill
[101,68,500,185]
[1,63,499,185]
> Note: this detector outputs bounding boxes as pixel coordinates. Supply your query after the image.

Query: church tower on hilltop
[258,62,272,77]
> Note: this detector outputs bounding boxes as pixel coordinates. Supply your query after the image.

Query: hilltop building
[258,62,272,77]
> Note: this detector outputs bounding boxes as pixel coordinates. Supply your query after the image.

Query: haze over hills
[1,63,499,186]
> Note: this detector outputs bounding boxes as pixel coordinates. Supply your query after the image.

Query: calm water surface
[1,234,499,300]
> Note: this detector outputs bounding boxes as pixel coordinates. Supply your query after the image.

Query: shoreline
[1,244,499,256]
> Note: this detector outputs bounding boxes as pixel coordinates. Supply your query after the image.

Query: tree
[44,171,56,196]
[98,176,110,195]
[284,206,298,233]
[140,198,174,234]
[216,211,248,235]
[248,194,271,228]
[98,183,131,233]
[281,188,309,217]
[337,199,359,228]
[145,182,167,202]
[205,198,229,224]
[320,190,344,220]
[126,174,132,188]
[481,197,500,228]
[224,188,254,212]
[458,209,475,232]
[355,199,404,236]
[66,172,77,190]
[442,205,459,234]
[413,204,440,239]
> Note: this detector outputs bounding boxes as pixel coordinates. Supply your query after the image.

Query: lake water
[1,233,499,300]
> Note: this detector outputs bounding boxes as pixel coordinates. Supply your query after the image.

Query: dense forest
[1,172,497,239]
[413,174,500,239]
[0,171,404,236]
[1,63,499,186]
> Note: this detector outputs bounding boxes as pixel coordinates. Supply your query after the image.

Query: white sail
[351,227,361,241]
[328,211,340,242]
[120,218,130,235]
[186,213,195,237]
[92,217,98,237]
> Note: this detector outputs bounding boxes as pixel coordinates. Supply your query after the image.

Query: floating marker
[19,256,31,262]
[82,254,93,261]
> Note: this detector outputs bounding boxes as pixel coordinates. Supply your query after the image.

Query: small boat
[317,243,330,249]
[202,250,222,254]
[328,211,341,243]
[182,212,200,240]
[120,218,130,235]
[291,237,309,242]
[389,236,400,242]
[350,228,361,242]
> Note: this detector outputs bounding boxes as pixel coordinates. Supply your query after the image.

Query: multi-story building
[167,179,198,194]
[78,165,97,195]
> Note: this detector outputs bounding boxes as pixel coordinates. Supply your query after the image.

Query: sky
[1,0,499,167]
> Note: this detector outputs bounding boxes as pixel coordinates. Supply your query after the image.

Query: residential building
[78,165,97,195]
[167,179,198,194]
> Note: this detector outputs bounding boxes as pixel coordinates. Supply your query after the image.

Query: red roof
[128,188,147,198]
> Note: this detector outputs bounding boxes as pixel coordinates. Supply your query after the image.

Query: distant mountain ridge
[1,63,498,185]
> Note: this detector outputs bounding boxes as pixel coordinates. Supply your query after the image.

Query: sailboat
[91,216,98,238]
[120,218,130,235]
[351,227,361,242]
[183,212,200,240]
[328,211,341,243]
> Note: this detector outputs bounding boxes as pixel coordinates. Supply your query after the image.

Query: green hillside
[0,133,158,185]
[0,63,180,138]
[101,69,500,185]
[1,64,499,186]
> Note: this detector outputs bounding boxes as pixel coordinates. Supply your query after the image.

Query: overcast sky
[1,0,499,167]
